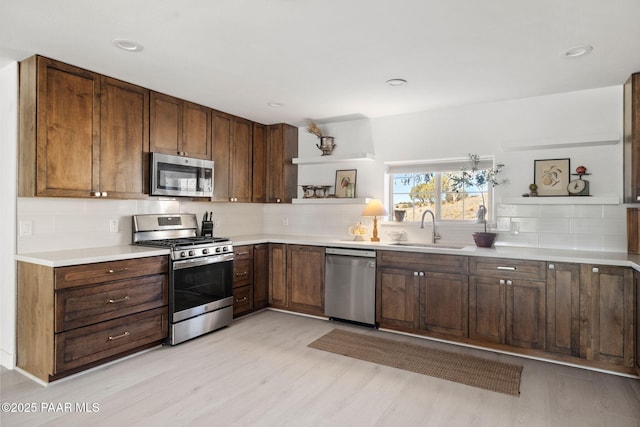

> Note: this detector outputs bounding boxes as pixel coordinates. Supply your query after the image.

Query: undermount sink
[389,242,468,250]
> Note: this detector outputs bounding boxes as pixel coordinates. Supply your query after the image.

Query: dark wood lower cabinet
[377,267,419,329]
[253,244,269,310]
[468,276,545,350]
[581,265,634,367]
[546,262,580,356]
[287,245,324,316]
[268,243,288,309]
[17,256,168,383]
[635,270,640,375]
[232,244,269,317]
[419,272,468,337]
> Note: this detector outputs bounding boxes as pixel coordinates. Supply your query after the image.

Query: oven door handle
[173,254,234,270]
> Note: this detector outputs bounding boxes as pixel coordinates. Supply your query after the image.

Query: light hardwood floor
[2,309,640,426]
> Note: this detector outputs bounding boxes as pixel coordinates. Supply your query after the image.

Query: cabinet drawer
[469,257,545,280]
[233,259,253,288]
[233,285,254,316]
[54,307,167,374]
[55,274,168,332]
[233,245,253,261]
[378,250,468,274]
[55,256,168,290]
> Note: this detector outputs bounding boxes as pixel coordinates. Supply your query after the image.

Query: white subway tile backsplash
[16,198,631,254]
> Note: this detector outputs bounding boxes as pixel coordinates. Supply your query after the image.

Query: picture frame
[534,158,570,196]
[335,169,357,198]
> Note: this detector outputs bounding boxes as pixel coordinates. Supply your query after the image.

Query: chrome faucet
[420,209,441,244]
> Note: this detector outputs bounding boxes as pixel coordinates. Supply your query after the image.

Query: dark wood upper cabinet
[19,55,149,199]
[150,92,211,160]
[624,73,640,203]
[252,123,267,203]
[99,77,150,197]
[259,123,298,203]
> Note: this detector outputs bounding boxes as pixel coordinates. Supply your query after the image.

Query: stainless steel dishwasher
[324,247,377,327]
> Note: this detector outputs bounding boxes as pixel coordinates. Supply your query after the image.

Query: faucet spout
[420,209,441,244]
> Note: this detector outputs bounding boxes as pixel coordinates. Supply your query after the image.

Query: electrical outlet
[109,219,119,233]
[19,220,33,236]
[282,217,289,226]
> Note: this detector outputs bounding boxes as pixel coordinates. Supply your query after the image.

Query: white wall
[282,86,628,250]
[1,62,18,368]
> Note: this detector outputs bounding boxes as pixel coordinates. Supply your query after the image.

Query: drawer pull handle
[236,251,249,256]
[108,331,130,341]
[235,272,249,277]
[236,296,248,302]
[107,296,130,304]
[497,266,516,271]
[108,267,129,274]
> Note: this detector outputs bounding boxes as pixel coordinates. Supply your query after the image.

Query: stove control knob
[188,250,195,257]
[215,247,222,253]
[180,251,187,258]
[202,248,209,255]
[222,246,228,253]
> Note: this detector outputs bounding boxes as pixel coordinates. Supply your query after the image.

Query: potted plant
[450,154,507,248]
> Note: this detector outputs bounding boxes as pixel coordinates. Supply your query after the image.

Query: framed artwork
[534,158,570,196]
[335,169,357,198]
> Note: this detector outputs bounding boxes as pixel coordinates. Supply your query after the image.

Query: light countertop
[15,234,640,271]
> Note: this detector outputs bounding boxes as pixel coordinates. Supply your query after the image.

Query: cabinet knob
[500,279,505,285]
[506,280,513,286]
[592,267,599,273]
[276,198,281,203]
[419,272,425,277]
[101,192,108,197]
[93,191,101,197]
[549,264,555,270]
[414,272,419,276]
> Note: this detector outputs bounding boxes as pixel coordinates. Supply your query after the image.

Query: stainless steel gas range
[132,214,234,345]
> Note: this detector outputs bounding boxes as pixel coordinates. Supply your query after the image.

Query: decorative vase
[393,210,406,222]
[316,136,336,155]
[472,232,497,248]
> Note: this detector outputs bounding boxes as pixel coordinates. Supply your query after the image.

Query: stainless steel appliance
[132,213,233,345]
[324,247,377,327]
[150,153,214,198]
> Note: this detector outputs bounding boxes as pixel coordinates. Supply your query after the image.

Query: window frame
[386,157,496,224]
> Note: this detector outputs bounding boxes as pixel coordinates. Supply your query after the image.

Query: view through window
[390,169,491,223]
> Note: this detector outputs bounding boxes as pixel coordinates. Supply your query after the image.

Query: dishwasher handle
[325,247,376,258]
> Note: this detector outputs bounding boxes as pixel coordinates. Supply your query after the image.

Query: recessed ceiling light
[112,38,144,52]
[563,45,593,58]
[386,78,407,87]
[267,102,283,107]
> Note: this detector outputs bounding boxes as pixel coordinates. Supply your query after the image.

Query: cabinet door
[546,262,580,356]
[253,244,269,309]
[35,57,100,197]
[182,101,211,160]
[211,111,231,201]
[99,77,149,198]
[268,243,288,308]
[287,245,324,316]
[266,123,298,203]
[635,270,640,376]
[377,267,419,329]
[252,123,267,203]
[623,73,640,203]
[230,117,252,202]
[420,272,468,337]
[581,265,634,367]
[150,92,182,156]
[469,276,505,344]
[506,279,546,350]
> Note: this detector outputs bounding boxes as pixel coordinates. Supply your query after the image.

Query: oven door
[171,254,233,322]
[151,152,214,198]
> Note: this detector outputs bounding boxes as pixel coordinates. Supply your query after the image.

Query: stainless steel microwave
[150,153,214,198]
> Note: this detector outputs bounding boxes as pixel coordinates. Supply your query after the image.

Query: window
[387,158,495,223]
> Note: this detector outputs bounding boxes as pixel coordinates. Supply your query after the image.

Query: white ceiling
[2,0,640,125]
